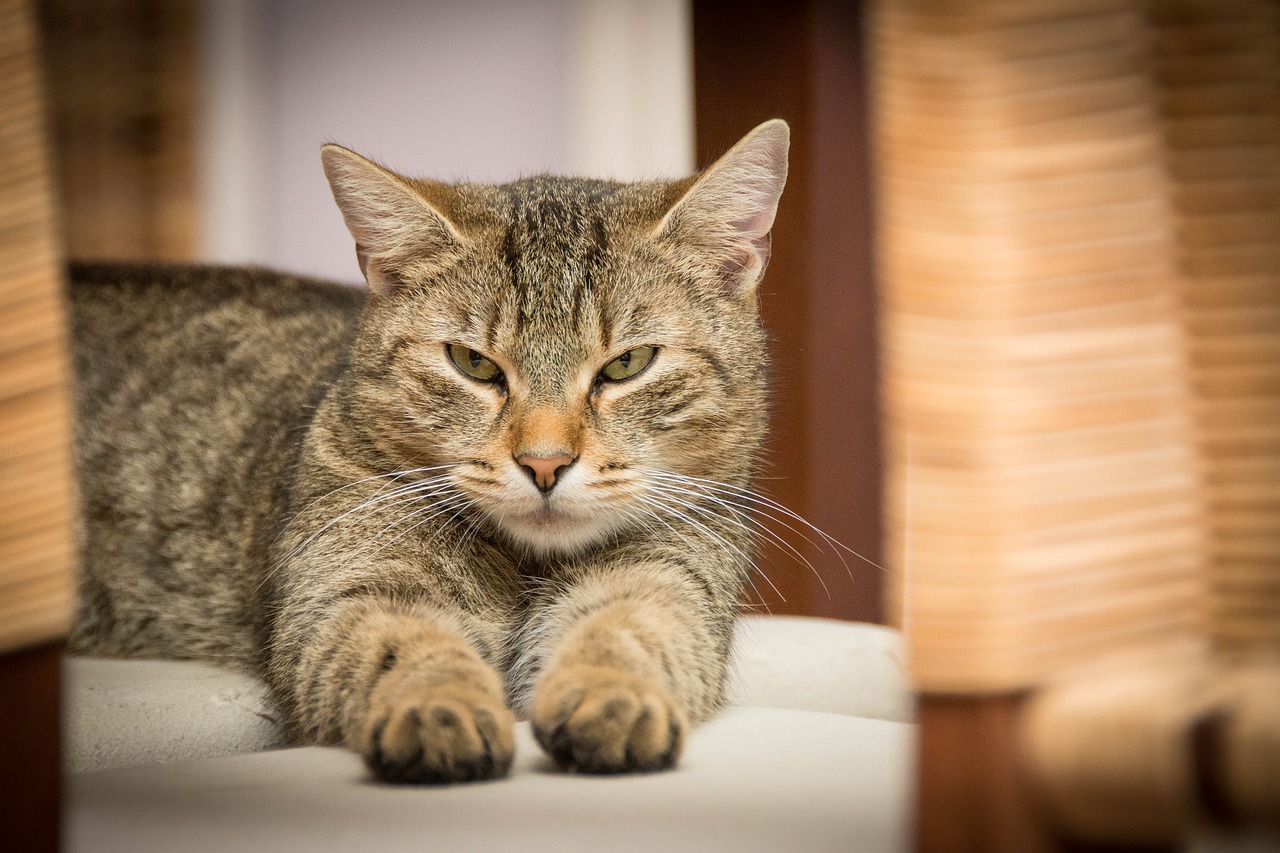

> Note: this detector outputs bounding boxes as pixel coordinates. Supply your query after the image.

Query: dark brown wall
[693,0,883,623]
[38,0,198,262]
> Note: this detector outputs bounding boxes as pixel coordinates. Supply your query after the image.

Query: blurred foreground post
[871,0,1280,848]
[0,0,77,850]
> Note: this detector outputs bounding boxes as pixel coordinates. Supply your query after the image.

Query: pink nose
[516,453,576,493]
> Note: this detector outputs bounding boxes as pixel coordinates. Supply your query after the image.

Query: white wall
[197,0,694,285]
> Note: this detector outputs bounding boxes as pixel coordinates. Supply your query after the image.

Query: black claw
[623,707,651,770]
[364,717,388,771]
[540,721,574,769]
[365,706,513,786]
[474,722,496,775]
[388,746,428,782]
[657,722,682,769]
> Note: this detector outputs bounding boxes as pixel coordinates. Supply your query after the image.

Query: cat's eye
[600,346,657,382]
[447,343,502,383]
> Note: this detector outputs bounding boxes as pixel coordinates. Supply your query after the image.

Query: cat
[68,119,789,783]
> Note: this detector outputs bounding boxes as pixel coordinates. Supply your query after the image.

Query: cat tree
[873,0,1280,847]
[0,0,76,848]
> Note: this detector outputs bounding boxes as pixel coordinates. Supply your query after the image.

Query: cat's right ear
[321,145,463,295]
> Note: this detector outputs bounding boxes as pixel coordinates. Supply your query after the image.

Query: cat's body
[70,263,363,668]
[69,121,789,782]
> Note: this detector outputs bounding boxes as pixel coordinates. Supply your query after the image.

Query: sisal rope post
[0,0,76,655]
[872,0,1280,845]
[1151,0,1280,656]
[874,0,1207,695]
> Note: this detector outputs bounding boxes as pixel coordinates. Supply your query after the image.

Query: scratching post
[872,0,1280,847]
[0,3,76,851]
[0,0,76,668]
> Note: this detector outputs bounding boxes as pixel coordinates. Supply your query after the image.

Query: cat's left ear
[321,144,464,295]
[654,119,789,297]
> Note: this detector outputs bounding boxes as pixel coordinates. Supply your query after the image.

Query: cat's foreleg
[270,595,515,784]
[518,562,736,774]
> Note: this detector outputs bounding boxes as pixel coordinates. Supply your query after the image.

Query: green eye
[601,346,657,382]
[447,343,501,382]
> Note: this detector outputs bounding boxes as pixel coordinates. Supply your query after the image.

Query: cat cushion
[64,615,911,773]
[63,657,285,774]
[67,708,912,853]
[65,615,913,853]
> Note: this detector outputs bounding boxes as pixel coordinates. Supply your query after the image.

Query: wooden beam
[693,0,883,622]
[0,642,64,853]
[917,694,1181,853]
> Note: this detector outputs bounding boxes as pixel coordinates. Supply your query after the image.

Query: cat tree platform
[63,615,913,853]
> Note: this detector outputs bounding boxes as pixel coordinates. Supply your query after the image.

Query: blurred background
[40,0,697,285]
[35,0,882,624]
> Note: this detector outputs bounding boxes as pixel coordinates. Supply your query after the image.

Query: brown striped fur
[69,121,789,782]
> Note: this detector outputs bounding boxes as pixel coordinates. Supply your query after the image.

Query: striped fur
[70,121,789,782]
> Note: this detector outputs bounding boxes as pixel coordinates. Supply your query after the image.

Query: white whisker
[635,493,785,604]
[624,499,771,612]
[641,467,886,575]
[256,465,463,594]
[359,491,475,558]
[644,480,831,600]
[275,464,461,544]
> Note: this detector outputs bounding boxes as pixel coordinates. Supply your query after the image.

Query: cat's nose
[516,453,576,493]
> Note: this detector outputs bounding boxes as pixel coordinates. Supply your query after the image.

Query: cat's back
[69,262,366,666]
[71,262,366,464]
[70,262,365,390]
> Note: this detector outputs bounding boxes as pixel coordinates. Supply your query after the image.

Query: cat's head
[321,121,788,557]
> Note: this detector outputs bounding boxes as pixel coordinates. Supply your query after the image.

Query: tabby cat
[69,120,789,783]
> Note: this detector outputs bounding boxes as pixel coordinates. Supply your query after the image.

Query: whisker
[635,493,785,604]
[359,491,474,558]
[633,494,749,565]
[624,499,771,612]
[641,468,887,575]
[277,464,461,541]
[257,466,462,593]
[644,480,831,600]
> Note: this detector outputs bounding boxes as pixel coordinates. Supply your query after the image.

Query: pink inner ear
[717,231,771,285]
[721,242,767,281]
[734,206,778,252]
[719,179,782,283]
[701,135,786,288]
[343,198,406,251]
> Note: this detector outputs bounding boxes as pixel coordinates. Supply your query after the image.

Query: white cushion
[66,615,912,773]
[728,615,912,722]
[67,707,913,853]
[63,658,285,773]
[65,616,915,852]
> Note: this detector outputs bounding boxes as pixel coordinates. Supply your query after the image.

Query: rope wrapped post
[0,2,76,849]
[875,0,1280,845]
[871,0,1211,848]
[874,0,1205,696]
[1151,0,1280,656]
[0,0,76,664]
[1026,0,1280,839]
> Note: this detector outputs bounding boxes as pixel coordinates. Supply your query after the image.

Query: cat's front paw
[360,680,515,785]
[531,665,686,774]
